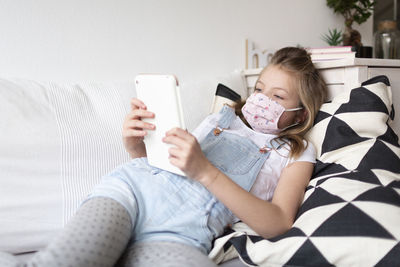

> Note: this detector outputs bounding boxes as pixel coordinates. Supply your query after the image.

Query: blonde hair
[236,47,328,158]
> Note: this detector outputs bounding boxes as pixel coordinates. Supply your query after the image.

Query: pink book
[306,46,353,54]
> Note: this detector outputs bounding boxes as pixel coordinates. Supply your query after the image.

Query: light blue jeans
[88,106,272,253]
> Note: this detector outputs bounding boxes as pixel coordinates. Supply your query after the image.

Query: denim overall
[90,105,279,253]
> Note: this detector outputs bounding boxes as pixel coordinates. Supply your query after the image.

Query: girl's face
[253,65,304,130]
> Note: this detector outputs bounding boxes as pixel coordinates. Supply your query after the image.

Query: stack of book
[306,46,356,61]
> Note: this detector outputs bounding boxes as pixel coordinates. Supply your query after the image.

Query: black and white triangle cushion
[209,76,400,266]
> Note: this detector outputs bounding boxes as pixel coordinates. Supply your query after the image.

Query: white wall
[0,0,373,83]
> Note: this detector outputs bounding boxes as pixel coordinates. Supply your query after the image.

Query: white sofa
[1,72,399,267]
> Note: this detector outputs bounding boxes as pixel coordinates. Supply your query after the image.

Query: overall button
[150,169,161,175]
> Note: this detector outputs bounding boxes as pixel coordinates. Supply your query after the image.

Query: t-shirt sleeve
[288,141,316,165]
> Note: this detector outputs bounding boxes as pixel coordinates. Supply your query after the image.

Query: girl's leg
[116,241,218,267]
[0,197,133,267]
[27,197,133,267]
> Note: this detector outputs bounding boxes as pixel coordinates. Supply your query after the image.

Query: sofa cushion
[0,79,134,253]
[209,75,400,266]
[0,79,63,254]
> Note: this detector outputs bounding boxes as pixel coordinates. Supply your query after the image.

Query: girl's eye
[254,88,262,92]
[274,95,283,100]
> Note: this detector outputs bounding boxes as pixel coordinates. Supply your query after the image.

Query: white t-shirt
[192,113,316,201]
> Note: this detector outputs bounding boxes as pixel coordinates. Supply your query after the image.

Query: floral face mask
[241,93,303,134]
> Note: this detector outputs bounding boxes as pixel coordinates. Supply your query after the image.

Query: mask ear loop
[280,122,299,131]
[285,107,303,112]
[279,106,304,131]
[271,105,305,157]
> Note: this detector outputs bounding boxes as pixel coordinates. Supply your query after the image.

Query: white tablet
[135,74,186,176]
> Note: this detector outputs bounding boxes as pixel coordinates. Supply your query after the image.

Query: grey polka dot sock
[25,197,133,267]
[116,241,218,267]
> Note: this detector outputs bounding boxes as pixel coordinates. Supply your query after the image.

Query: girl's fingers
[168,147,182,159]
[126,109,155,121]
[168,156,182,169]
[165,127,185,136]
[165,127,193,142]
[123,129,147,138]
[124,120,155,131]
[130,98,147,110]
[162,135,188,149]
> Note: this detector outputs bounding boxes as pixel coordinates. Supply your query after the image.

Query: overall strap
[216,105,237,129]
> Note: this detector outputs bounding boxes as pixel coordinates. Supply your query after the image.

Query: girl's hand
[162,128,213,182]
[122,98,155,158]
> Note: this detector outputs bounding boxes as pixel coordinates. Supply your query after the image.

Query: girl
[1,47,327,267]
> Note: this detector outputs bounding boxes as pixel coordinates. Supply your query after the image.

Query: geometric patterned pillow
[309,75,399,175]
[209,75,400,266]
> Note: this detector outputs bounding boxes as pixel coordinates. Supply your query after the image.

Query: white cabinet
[243,58,400,135]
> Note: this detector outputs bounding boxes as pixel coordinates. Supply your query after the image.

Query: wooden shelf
[313,58,400,69]
[243,58,400,75]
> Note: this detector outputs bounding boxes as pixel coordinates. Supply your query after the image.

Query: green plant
[326,0,375,28]
[321,28,343,46]
[326,0,375,46]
